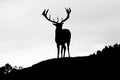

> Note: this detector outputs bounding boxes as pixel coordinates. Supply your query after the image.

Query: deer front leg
[61,45,63,58]
[57,44,60,58]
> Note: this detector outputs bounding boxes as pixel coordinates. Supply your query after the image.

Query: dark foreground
[0,44,120,79]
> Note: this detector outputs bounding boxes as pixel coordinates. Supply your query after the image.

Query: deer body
[55,27,71,45]
[42,8,71,58]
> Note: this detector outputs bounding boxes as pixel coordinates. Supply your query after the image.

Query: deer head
[42,8,71,28]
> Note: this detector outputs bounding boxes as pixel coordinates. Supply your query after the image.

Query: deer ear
[61,22,64,24]
[52,23,56,25]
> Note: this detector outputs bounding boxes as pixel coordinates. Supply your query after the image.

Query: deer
[42,8,71,58]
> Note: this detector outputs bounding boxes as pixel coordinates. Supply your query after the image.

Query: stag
[42,8,71,58]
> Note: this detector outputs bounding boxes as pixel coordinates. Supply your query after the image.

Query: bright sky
[0,0,120,67]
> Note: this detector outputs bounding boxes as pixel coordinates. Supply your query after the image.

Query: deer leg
[63,44,66,57]
[57,44,60,58]
[67,42,70,57]
[61,45,64,58]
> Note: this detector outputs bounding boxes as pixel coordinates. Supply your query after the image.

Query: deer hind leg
[67,42,70,57]
[62,44,66,58]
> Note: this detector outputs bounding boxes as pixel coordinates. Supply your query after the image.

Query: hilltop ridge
[0,43,120,80]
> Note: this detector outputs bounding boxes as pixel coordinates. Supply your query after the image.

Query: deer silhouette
[42,8,71,58]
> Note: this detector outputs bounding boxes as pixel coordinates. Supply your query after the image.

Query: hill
[0,43,120,80]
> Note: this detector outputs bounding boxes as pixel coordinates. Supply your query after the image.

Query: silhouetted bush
[0,66,5,79]
[95,43,120,57]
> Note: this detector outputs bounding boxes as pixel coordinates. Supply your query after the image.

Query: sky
[0,0,120,67]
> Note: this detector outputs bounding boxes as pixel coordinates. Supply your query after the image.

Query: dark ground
[0,43,120,80]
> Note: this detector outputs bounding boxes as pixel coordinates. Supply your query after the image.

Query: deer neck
[55,27,63,35]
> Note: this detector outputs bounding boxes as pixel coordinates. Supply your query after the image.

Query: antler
[42,9,57,23]
[61,8,71,23]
